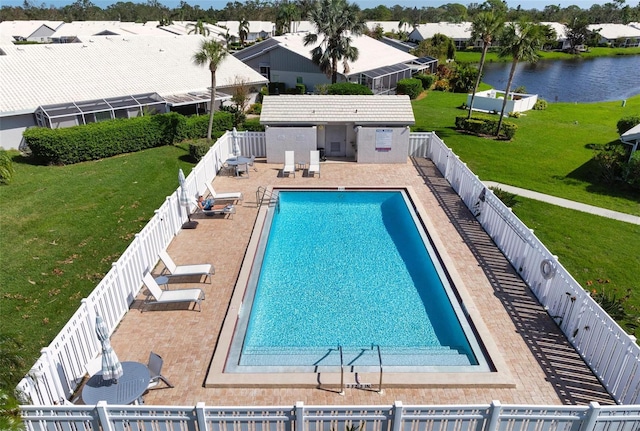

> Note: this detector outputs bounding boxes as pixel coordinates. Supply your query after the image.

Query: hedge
[396,78,423,99]
[327,83,373,95]
[414,74,436,91]
[455,116,517,140]
[24,111,233,165]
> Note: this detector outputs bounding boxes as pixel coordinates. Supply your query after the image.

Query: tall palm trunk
[467,42,489,120]
[496,59,518,137]
[208,66,217,140]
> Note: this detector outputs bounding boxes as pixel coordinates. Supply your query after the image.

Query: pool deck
[108,158,614,406]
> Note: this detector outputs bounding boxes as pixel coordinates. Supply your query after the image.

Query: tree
[238,16,250,46]
[303,0,367,84]
[276,1,300,34]
[565,16,590,53]
[495,20,545,136]
[192,39,228,140]
[187,19,210,36]
[467,10,504,119]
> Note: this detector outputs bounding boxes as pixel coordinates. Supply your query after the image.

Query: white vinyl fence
[20,400,640,431]
[16,131,640,426]
[15,131,265,406]
[410,132,640,405]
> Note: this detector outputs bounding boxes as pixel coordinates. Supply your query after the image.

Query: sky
[0,0,616,10]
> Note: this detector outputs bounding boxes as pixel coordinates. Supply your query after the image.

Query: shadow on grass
[11,153,47,166]
[410,156,615,405]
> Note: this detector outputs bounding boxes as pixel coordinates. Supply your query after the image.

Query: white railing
[20,400,640,431]
[413,133,640,405]
[14,131,266,406]
[15,130,639,417]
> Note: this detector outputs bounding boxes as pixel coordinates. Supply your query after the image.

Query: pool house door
[325,125,346,157]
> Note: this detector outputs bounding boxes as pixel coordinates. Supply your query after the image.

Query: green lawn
[0,145,195,371]
[455,46,640,63]
[412,91,640,215]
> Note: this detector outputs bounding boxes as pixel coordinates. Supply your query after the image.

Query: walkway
[483,181,640,225]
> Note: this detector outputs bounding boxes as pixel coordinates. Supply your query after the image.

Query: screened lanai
[34,93,166,129]
[358,56,437,95]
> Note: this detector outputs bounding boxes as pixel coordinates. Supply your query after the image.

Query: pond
[480,55,640,103]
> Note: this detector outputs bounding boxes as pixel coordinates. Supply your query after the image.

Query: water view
[481,55,640,103]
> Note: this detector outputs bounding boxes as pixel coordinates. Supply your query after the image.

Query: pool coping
[205,185,516,389]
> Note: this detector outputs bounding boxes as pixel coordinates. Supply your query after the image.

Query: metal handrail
[256,186,279,210]
[339,345,345,395]
[375,344,383,394]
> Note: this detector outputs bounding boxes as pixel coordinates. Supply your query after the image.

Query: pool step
[239,346,473,367]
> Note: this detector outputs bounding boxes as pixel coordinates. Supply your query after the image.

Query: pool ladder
[256,186,279,211]
[336,344,383,395]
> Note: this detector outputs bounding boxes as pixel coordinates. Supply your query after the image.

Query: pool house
[18,130,640,430]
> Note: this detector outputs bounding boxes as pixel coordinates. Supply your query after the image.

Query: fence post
[578,402,601,431]
[295,401,305,431]
[196,402,208,431]
[41,347,66,404]
[95,401,115,431]
[486,400,501,431]
[392,401,403,431]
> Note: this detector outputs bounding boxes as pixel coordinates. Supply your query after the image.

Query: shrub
[593,143,627,184]
[455,116,517,140]
[414,73,435,90]
[247,103,262,114]
[533,98,548,110]
[295,83,306,94]
[396,78,423,99]
[490,187,518,208]
[0,150,15,184]
[327,82,373,95]
[617,115,640,135]
[434,79,450,92]
[188,138,213,162]
[240,118,265,131]
[623,150,640,189]
[449,63,478,93]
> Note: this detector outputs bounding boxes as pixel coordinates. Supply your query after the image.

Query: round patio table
[226,156,252,178]
[82,361,150,405]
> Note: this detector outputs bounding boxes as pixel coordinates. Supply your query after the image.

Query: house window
[259,64,270,80]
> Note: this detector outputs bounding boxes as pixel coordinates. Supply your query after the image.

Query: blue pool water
[231,190,487,371]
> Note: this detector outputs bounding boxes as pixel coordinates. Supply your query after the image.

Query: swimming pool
[224,189,491,374]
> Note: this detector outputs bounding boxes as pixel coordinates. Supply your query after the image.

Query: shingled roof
[260,95,415,125]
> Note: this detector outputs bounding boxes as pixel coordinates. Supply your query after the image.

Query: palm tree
[467,10,504,120]
[303,0,366,84]
[192,39,228,140]
[495,20,545,137]
[276,1,300,34]
[186,19,210,36]
[238,17,250,46]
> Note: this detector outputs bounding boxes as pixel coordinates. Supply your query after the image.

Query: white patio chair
[308,150,320,178]
[147,351,174,389]
[158,250,214,283]
[142,271,205,312]
[283,150,295,177]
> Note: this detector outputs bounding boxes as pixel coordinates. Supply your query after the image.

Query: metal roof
[0,35,268,116]
[260,95,414,125]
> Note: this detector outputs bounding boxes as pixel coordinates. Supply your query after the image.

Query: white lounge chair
[308,150,320,177]
[205,183,243,202]
[158,250,214,283]
[192,197,236,219]
[142,272,205,312]
[283,150,295,177]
